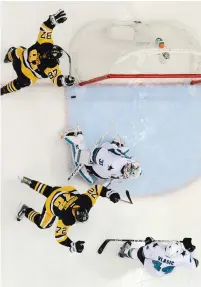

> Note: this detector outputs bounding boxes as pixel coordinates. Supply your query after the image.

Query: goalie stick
[98,238,183,254]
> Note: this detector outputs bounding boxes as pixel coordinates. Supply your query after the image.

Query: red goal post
[78,73,201,86]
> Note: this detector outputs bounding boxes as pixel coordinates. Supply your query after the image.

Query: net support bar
[78,73,201,86]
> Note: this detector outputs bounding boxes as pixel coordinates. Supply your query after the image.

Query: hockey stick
[120,191,133,204]
[104,180,133,204]
[120,198,132,204]
[67,163,83,181]
[104,181,133,205]
[67,124,116,182]
[63,49,72,77]
[125,190,133,204]
[98,239,183,254]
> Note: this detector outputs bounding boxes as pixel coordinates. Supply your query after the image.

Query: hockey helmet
[165,241,183,258]
[75,207,89,223]
[45,45,63,60]
[122,160,142,179]
[40,44,63,60]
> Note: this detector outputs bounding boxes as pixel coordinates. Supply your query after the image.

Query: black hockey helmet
[39,43,63,60]
[75,207,89,223]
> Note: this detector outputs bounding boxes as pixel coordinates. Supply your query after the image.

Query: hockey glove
[70,241,85,253]
[145,237,155,245]
[50,9,67,26]
[61,75,75,87]
[106,189,120,203]
[183,238,196,252]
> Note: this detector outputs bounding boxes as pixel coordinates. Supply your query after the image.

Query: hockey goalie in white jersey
[62,126,142,184]
[119,237,199,277]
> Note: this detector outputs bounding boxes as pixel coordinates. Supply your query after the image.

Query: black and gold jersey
[20,19,63,85]
[42,184,107,247]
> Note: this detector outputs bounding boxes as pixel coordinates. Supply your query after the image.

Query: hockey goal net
[69,20,201,86]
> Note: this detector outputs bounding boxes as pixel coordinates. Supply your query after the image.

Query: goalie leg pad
[79,165,97,185]
[64,130,86,150]
[66,137,96,184]
[65,137,90,164]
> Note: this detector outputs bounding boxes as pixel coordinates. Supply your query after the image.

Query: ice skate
[118,241,132,258]
[18,176,32,186]
[16,204,28,221]
[4,47,15,63]
[61,125,83,139]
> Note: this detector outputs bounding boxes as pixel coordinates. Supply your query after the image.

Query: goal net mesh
[69,20,201,86]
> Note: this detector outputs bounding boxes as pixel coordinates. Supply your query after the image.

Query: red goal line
[78,73,201,86]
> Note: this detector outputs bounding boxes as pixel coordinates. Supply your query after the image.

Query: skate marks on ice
[66,85,201,196]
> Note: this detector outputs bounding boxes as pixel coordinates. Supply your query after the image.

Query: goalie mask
[122,161,142,179]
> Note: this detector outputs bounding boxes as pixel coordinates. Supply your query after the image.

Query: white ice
[1,2,201,287]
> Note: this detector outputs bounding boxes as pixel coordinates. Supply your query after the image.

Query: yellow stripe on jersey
[57,235,68,243]
[9,83,15,92]
[28,211,35,221]
[11,81,17,91]
[16,48,38,83]
[29,211,39,222]
[32,212,39,221]
[6,84,12,93]
[8,50,13,62]
[34,181,40,191]
[40,211,54,228]
[41,184,47,195]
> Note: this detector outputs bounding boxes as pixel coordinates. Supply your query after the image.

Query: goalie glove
[49,9,67,26]
[58,75,75,87]
[106,189,120,203]
[70,241,85,253]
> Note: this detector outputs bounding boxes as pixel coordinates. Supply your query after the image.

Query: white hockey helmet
[165,241,183,258]
[122,160,142,179]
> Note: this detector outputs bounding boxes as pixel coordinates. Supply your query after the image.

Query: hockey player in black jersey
[1,9,75,96]
[17,176,120,253]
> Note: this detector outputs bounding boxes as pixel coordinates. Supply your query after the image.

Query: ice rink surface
[1,1,201,287]
[67,85,201,195]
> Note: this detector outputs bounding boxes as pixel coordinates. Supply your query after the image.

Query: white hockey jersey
[142,242,197,277]
[64,132,140,184]
[90,142,133,180]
